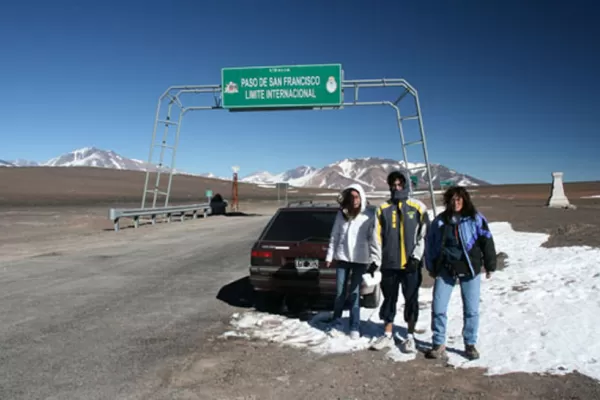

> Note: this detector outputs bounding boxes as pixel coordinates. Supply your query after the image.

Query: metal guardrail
[108,203,212,232]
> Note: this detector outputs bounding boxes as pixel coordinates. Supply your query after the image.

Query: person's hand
[405,257,420,273]
[428,271,437,279]
[367,262,378,276]
[326,260,335,268]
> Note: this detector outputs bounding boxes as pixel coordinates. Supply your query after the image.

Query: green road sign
[205,189,213,198]
[410,175,418,188]
[221,64,343,109]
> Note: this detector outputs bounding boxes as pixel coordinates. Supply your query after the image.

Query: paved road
[0,213,272,400]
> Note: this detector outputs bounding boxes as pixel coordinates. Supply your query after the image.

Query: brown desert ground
[0,166,339,208]
[2,166,600,399]
[2,166,599,247]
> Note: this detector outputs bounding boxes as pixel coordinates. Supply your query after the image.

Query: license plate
[294,258,319,272]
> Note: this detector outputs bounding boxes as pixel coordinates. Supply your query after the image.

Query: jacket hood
[342,183,368,213]
[391,169,412,201]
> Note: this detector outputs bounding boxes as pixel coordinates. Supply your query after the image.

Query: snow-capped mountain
[2,147,230,179]
[2,148,488,190]
[241,166,318,186]
[241,157,488,191]
[42,147,155,171]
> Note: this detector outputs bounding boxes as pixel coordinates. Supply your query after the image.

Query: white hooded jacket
[325,183,378,266]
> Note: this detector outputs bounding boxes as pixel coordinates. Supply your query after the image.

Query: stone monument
[546,172,575,209]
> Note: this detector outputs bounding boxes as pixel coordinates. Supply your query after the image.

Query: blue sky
[1,0,598,184]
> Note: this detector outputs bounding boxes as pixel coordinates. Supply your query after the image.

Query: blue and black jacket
[425,210,497,277]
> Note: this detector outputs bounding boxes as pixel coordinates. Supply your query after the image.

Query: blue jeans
[431,268,481,346]
[333,261,367,332]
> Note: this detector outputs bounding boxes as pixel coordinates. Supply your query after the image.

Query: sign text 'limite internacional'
[221,64,343,109]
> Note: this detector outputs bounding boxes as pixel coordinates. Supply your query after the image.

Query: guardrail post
[180,212,185,222]
[113,218,120,232]
[167,213,172,223]
[152,215,156,225]
[203,209,207,218]
[193,210,198,220]
[134,216,140,229]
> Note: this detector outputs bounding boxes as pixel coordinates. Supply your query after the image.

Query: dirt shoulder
[148,319,600,400]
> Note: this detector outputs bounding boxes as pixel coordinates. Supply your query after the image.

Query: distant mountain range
[1,147,152,170]
[0,147,232,180]
[241,158,488,191]
[1,147,488,191]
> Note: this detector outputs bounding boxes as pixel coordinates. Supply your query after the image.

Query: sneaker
[400,334,416,353]
[326,319,345,338]
[349,330,360,340]
[370,334,394,351]
[424,344,447,359]
[465,344,480,360]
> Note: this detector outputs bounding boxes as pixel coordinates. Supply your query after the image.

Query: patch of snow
[287,170,318,187]
[337,159,357,178]
[241,171,275,184]
[457,178,479,186]
[223,222,600,381]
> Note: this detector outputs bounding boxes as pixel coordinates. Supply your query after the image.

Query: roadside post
[276,182,289,205]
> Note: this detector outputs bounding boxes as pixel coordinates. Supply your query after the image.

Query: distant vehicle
[249,200,381,313]
[209,193,228,215]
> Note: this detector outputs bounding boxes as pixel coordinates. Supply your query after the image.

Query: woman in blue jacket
[424,186,497,360]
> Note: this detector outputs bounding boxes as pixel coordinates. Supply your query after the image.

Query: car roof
[280,200,378,212]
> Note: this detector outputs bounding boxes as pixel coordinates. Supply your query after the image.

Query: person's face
[390,179,404,191]
[349,190,361,209]
[451,195,464,212]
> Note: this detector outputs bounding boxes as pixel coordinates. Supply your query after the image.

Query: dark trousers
[379,268,422,325]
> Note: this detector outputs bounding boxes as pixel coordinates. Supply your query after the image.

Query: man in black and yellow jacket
[370,170,430,353]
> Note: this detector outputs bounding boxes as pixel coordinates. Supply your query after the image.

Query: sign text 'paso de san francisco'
[221,64,343,109]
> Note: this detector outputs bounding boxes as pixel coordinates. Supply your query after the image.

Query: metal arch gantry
[140,79,438,217]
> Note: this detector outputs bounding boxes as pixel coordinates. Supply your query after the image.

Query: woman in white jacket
[325,183,378,339]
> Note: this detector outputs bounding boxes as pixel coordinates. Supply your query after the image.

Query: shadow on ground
[216,276,256,308]
[224,212,263,217]
[216,276,333,318]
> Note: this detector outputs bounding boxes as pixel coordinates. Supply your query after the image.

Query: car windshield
[261,210,338,242]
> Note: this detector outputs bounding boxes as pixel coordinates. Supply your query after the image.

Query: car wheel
[284,295,307,315]
[362,286,382,309]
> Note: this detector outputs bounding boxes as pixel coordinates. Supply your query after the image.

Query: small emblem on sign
[326,76,337,94]
[224,81,238,94]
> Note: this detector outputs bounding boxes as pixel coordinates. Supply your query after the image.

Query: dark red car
[249,201,381,313]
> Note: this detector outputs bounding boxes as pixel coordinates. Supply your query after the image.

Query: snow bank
[222,222,600,381]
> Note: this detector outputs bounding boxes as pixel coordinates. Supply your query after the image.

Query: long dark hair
[442,186,477,219]
[339,188,361,219]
